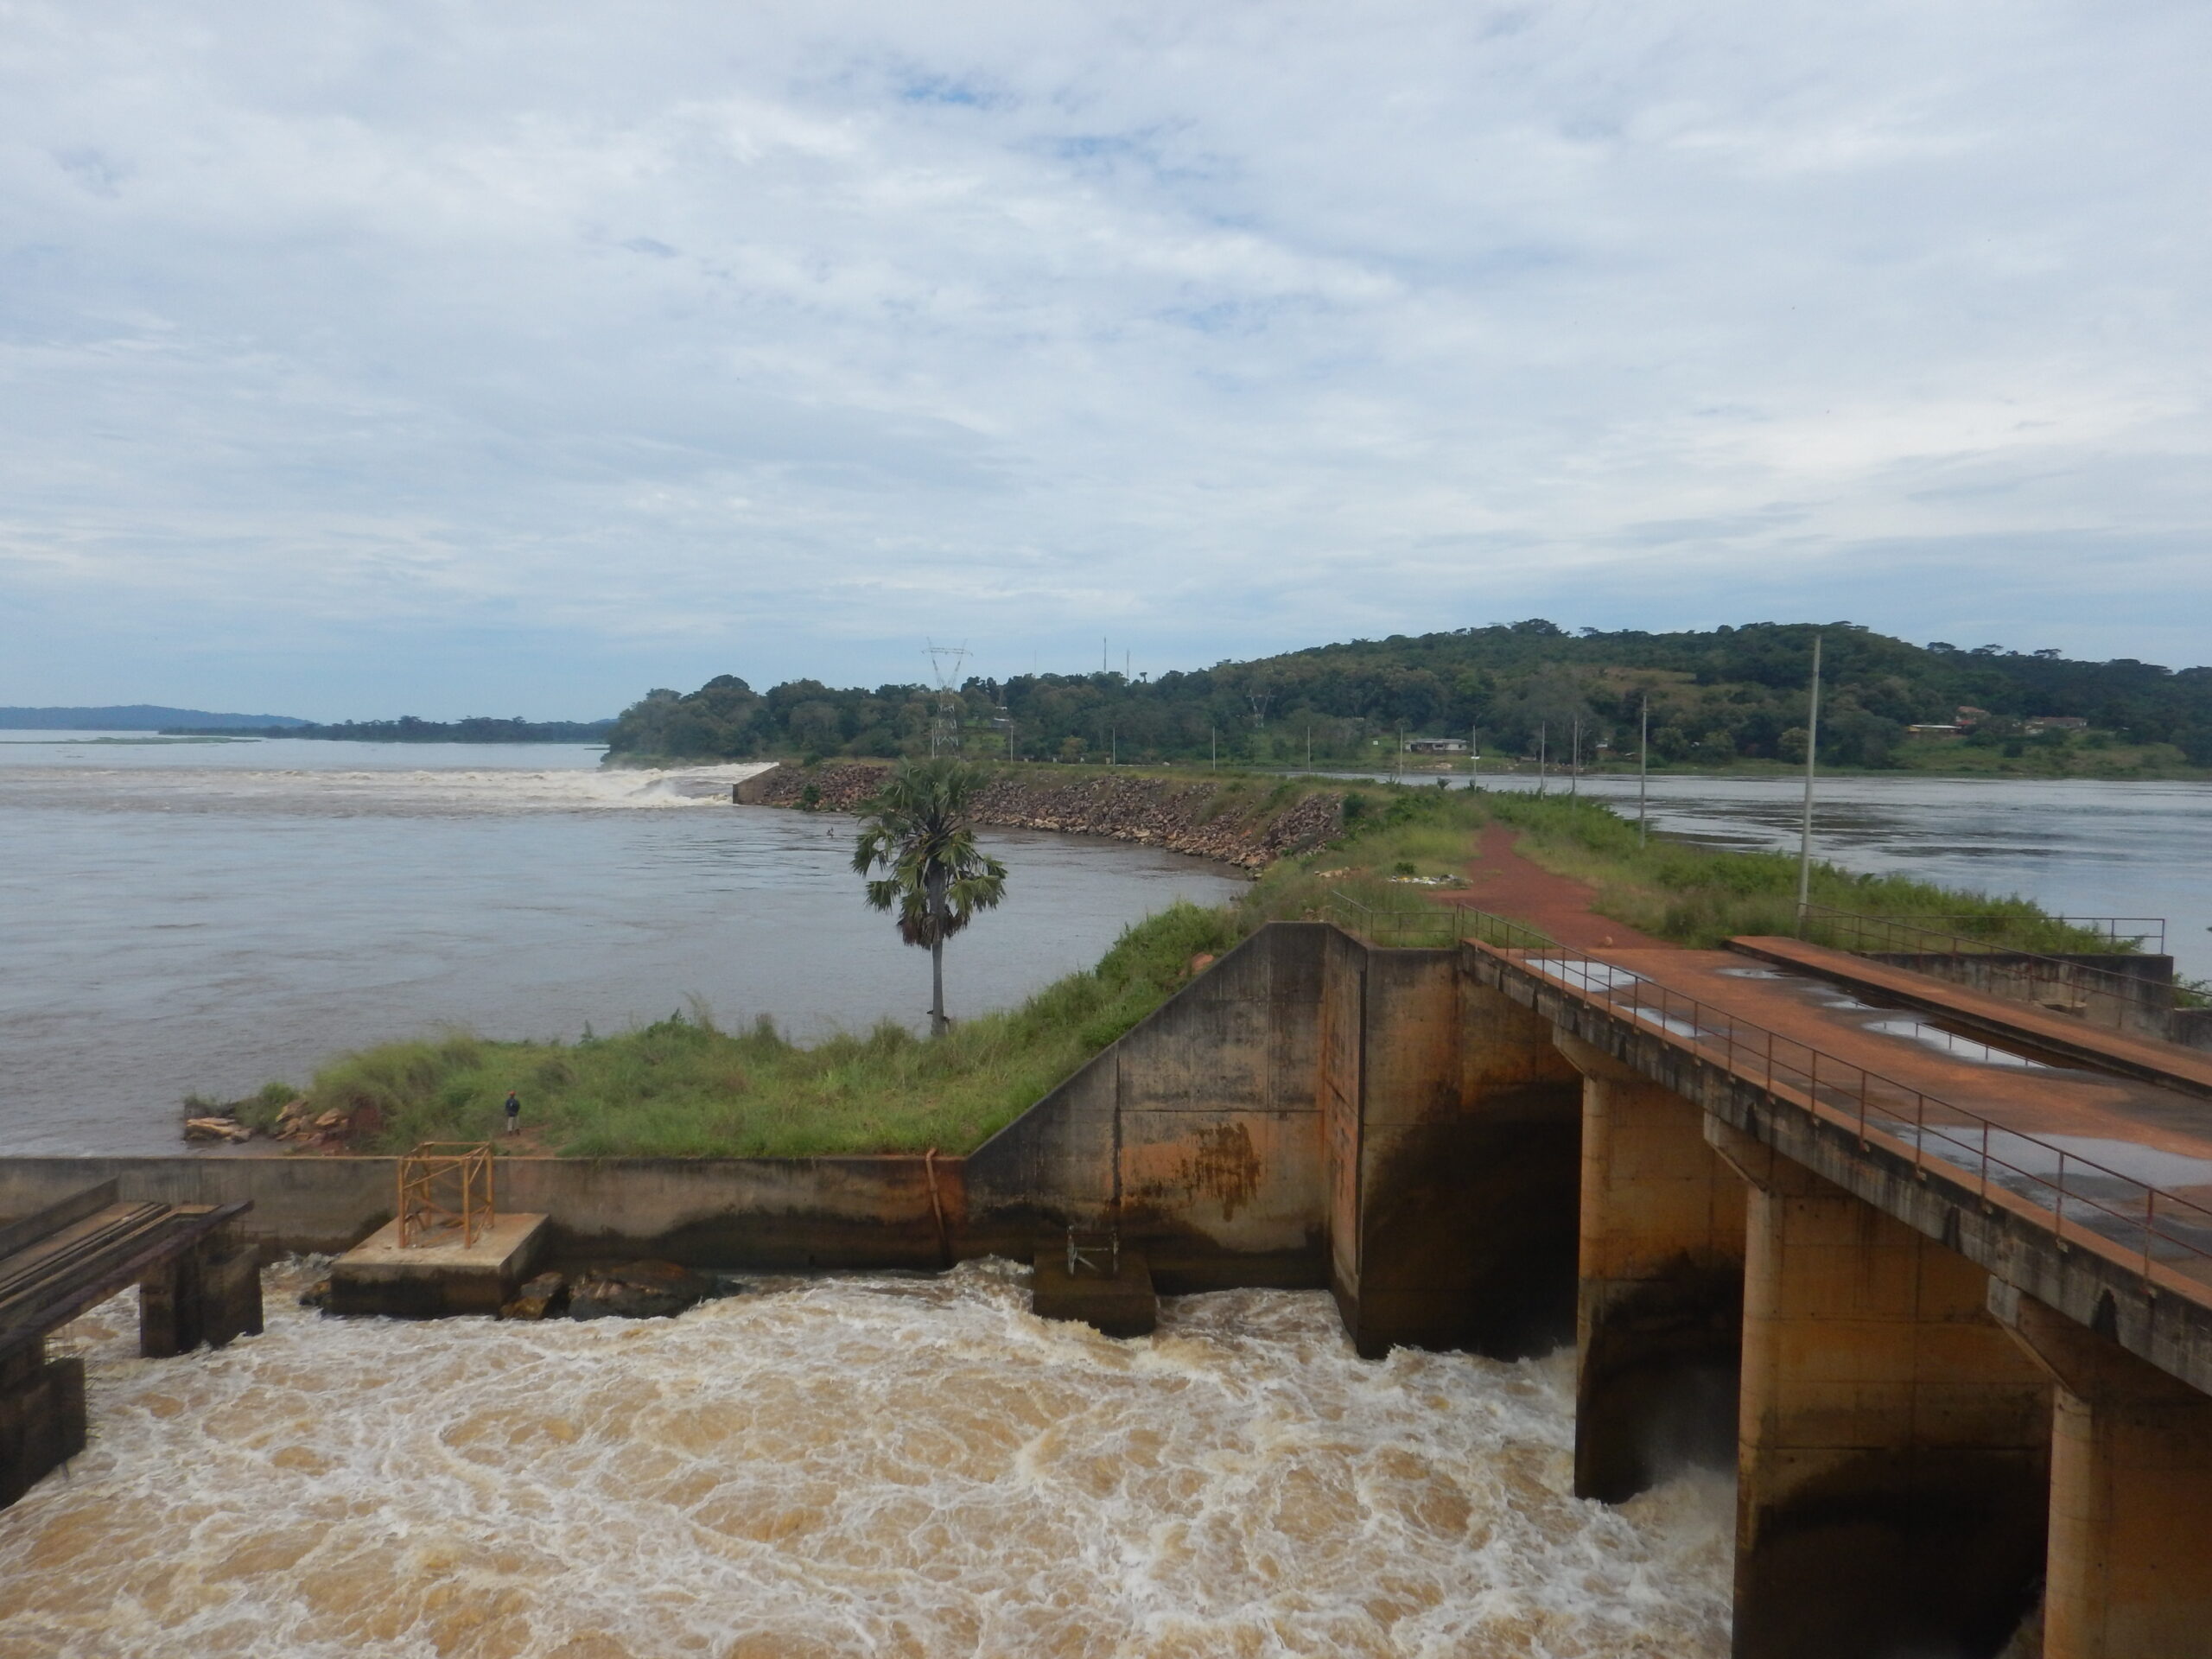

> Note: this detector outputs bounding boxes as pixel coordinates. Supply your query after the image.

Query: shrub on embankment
[290,900,1242,1158]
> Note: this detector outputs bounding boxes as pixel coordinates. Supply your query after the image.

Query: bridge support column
[1332,951,1582,1360]
[141,1215,263,1358]
[1713,1122,2050,1659]
[1554,1033,1744,1502]
[0,1339,86,1509]
[1992,1285,2212,1659]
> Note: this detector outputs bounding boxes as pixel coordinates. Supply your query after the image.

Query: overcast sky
[2,1,2205,719]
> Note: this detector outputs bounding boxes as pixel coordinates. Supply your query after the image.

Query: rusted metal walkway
[0,1179,260,1508]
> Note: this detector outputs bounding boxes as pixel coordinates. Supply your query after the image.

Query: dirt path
[1445,823,1673,950]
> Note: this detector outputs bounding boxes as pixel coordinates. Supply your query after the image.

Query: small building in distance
[1955,705,1993,728]
[2024,715,2089,733]
[1404,737,1470,755]
[1906,723,1962,738]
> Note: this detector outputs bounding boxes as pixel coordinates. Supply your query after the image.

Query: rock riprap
[741,764,1342,870]
[567,1261,715,1321]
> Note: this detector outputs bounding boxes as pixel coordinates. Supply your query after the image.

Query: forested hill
[607,621,2212,770]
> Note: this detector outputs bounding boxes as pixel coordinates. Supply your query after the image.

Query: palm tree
[851,758,1008,1037]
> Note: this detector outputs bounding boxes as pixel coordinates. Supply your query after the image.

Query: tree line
[162,715,617,743]
[606,620,2212,769]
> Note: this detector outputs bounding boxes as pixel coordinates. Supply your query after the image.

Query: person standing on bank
[503,1090,521,1137]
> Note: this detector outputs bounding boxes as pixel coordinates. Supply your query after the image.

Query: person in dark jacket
[503,1090,521,1136]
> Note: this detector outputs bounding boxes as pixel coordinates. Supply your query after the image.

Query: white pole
[1570,716,1580,797]
[1796,632,1823,934]
[1471,724,1479,791]
[1537,722,1547,795]
[1638,696,1649,847]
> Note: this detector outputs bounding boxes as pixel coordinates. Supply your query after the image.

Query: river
[0,1262,1736,1658]
[0,735,1243,1154]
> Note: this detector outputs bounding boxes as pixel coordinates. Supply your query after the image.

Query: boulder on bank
[184,1116,254,1143]
[568,1260,713,1321]
[499,1272,570,1321]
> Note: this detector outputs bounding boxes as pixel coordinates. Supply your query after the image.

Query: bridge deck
[1504,946,2212,1301]
[0,1186,249,1363]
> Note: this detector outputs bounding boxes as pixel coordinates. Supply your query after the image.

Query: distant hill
[0,704,308,730]
[607,620,2212,771]
[160,715,617,743]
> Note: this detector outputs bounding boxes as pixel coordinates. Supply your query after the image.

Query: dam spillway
[5,918,2212,1655]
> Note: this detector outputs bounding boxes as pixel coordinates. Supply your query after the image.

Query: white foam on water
[1,1263,1732,1658]
[0,760,779,817]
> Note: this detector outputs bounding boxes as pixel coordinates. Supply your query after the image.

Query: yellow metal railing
[397,1142,495,1249]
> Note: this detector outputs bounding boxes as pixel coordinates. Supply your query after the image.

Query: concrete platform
[328,1212,550,1319]
[1032,1245,1156,1338]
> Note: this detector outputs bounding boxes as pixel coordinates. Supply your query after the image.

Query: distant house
[1404,737,1470,754]
[1906,724,1961,737]
[2024,716,2088,733]
[1955,706,1993,728]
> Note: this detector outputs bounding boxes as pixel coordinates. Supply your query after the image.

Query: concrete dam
[6,919,2212,1656]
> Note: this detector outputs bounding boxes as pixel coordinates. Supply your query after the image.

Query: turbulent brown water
[0,1263,1732,1657]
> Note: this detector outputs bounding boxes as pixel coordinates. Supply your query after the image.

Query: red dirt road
[1445,823,1672,951]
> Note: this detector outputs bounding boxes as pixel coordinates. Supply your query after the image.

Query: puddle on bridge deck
[0,1261,1736,1659]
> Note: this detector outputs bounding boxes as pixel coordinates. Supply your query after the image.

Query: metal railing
[397,1142,496,1249]
[1493,948,2212,1294]
[1807,908,2164,957]
[1325,891,1556,951]
[1802,906,2177,1028]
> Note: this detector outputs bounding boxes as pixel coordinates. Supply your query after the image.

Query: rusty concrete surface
[1735,937,2212,1096]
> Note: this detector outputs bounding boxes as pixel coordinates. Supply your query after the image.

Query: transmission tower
[925,639,971,756]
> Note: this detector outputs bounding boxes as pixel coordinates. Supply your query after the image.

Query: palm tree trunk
[930,937,946,1038]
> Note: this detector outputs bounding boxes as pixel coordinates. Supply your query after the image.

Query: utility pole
[1109,723,1116,766]
[1796,633,1824,935]
[1638,696,1649,847]
[1306,724,1312,769]
[1211,727,1217,771]
[1537,722,1547,796]
[1471,726,1480,791]
[1394,723,1404,782]
[1569,716,1580,797]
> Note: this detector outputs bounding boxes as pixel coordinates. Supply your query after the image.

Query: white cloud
[0,0,2207,715]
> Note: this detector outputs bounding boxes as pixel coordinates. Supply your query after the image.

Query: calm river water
[0,735,1243,1154]
[1419,768,2212,982]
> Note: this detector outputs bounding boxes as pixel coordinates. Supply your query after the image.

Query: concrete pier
[328,1212,550,1318]
[1556,1033,1744,1502]
[0,1340,86,1509]
[1332,955,1583,1360]
[1716,1122,2050,1659]
[1031,1243,1156,1338]
[1994,1287,2212,1659]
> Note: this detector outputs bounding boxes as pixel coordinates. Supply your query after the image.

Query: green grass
[297,900,1243,1158]
[1243,782,2140,956]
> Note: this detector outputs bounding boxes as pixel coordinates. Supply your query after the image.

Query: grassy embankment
[1246,785,2135,952]
[216,773,2139,1157]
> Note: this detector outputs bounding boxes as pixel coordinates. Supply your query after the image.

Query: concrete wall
[0,1156,952,1269]
[964,921,1332,1289]
[1863,950,2178,1041]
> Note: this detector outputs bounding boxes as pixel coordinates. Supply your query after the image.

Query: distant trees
[850,760,1009,1038]
[604,621,2212,769]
